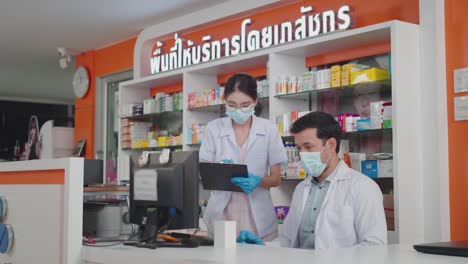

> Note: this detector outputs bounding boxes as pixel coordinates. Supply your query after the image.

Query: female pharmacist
[200,73,287,241]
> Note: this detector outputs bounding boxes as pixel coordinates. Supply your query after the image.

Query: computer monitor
[128,150,199,248]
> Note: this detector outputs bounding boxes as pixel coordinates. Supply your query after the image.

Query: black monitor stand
[124,209,199,249]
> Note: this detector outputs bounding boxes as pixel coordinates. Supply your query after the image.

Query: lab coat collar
[303,160,351,187]
[300,161,352,216]
[220,115,266,137]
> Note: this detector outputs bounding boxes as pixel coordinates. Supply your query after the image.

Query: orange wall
[75,1,419,158]
[445,0,468,241]
[74,38,136,159]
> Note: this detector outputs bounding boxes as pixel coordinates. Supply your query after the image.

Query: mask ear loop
[321,140,332,167]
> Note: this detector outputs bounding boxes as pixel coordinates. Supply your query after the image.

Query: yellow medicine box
[351,68,389,84]
[331,65,341,88]
[157,137,166,147]
[341,64,364,86]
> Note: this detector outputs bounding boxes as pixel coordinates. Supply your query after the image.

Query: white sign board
[134,169,158,201]
[454,96,468,121]
[454,68,468,93]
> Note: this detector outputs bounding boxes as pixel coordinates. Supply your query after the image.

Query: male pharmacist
[237,111,387,250]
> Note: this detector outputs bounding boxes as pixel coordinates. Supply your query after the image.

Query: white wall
[419,0,450,242]
[0,61,74,104]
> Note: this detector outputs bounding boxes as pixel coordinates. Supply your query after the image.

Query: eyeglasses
[225,104,255,113]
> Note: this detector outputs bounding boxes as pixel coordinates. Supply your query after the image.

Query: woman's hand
[231,172,262,194]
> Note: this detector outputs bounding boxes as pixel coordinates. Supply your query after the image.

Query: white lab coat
[200,115,287,238]
[280,161,387,250]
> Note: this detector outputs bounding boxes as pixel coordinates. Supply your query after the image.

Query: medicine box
[331,65,341,88]
[361,160,378,178]
[370,101,385,129]
[356,118,371,131]
[143,99,157,114]
[382,102,392,129]
[351,67,389,85]
[341,64,365,86]
[361,160,393,178]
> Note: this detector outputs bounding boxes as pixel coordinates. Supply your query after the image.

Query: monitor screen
[128,151,199,233]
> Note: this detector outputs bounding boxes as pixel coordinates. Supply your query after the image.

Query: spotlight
[59,55,71,69]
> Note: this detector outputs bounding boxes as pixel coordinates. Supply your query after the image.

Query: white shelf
[117,20,423,245]
[120,71,183,90]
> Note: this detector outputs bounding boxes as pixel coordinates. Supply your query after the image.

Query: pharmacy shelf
[118,21,425,245]
[188,104,224,112]
[274,79,391,100]
[343,128,392,137]
[281,128,392,142]
[121,145,183,151]
[187,96,269,113]
[120,110,183,120]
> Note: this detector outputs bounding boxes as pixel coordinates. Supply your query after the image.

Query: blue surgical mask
[225,105,255,125]
[299,146,331,177]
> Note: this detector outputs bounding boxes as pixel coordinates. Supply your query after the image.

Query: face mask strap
[320,140,332,166]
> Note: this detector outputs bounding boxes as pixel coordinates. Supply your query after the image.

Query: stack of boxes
[143,92,183,115]
[120,103,143,117]
[121,119,182,149]
[120,120,152,149]
[282,140,306,180]
[276,111,309,137]
[256,79,269,98]
[370,101,393,129]
[187,87,225,109]
[275,64,390,96]
[187,123,207,145]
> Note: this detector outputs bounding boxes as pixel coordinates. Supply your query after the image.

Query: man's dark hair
[290,111,342,153]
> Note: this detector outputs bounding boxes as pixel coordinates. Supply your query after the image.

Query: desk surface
[82,244,468,264]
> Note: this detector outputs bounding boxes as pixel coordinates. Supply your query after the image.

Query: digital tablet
[199,162,248,192]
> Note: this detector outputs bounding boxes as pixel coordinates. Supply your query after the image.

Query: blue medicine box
[357,118,371,131]
[361,160,378,178]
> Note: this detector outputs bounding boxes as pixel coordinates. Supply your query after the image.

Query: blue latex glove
[220,159,234,163]
[231,172,262,194]
[237,230,264,245]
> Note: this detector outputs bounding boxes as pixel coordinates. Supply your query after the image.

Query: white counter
[82,244,468,264]
[0,158,84,264]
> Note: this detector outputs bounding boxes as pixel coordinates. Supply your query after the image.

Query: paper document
[454,96,468,121]
[134,169,158,201]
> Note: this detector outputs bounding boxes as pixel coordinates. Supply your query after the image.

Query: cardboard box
[356,118,371,131]
[370,101,385,129]
[341,64,364,86]
[349,153,366,172]
[331,65,341,88]
[361,160,378,178]
[143,99,157,114]
[351,67,389,85]
[378,160,393,178]
[383,102,392,129]
[361,160,393,178]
